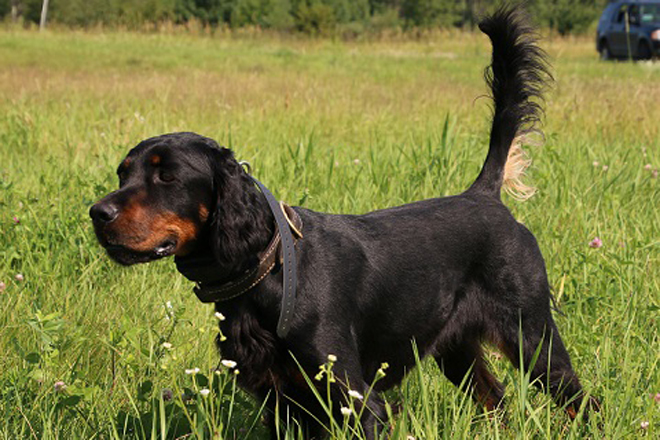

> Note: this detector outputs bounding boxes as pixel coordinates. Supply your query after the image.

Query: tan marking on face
[107,191,199,255]
[150,155,161,165]
[130,212,198,255]
[199,204,209,222]
[121,158,131,168]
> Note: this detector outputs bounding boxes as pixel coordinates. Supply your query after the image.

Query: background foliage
[1,0,613,35]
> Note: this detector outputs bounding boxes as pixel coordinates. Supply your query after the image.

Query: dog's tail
[468,6,551,201]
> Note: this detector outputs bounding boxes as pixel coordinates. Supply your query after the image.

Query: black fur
[470,6,551,197]
[207,147,274,274]
[90,6,598,439]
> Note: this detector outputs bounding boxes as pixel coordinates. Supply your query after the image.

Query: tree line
[0,0,611,35]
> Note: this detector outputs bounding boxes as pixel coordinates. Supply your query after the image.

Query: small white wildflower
[640,420,649,430]
[53,381,66,392]
[602,165,609,171]
[221,359,237,369]
[185,367,200,375]
[166,301,173,309]
[214,312,226,321]
[592,161,599,167]
[327,354,337,362]
[0,282,5,292]
[353,159,361,165]
[376,362,390,378]
[340,407,352,417]
[15,274,24,282]
[162,342,172,350]
[348,390,363,400]
[199,388,211,397]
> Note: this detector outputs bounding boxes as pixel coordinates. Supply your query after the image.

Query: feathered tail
[468,6,551,200]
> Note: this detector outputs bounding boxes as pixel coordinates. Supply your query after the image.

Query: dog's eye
[159,170,175,183]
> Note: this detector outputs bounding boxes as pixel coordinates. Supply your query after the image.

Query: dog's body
[91,7,596,438]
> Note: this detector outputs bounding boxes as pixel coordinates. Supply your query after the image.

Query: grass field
[0,27,658,439]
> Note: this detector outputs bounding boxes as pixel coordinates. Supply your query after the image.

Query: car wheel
[637,41,652,60]
[600,42,611,61]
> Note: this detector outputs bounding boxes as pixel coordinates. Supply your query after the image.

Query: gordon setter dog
[91,6,598,439]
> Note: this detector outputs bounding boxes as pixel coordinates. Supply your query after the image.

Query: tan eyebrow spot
[121,158,131,168]
[199,204,209,222]
[150,155,161,165]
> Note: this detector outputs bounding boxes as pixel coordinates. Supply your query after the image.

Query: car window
[640,4,660,23]
[614,5,628,23]
[629,4,640,24]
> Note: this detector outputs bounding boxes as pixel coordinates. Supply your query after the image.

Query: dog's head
[90,132,272,269]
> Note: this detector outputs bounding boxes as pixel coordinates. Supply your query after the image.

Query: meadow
[0,27,658,439]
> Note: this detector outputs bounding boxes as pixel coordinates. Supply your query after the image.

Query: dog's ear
[208,147,273,273]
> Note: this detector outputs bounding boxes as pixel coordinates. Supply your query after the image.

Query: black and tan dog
[91,6,597,438]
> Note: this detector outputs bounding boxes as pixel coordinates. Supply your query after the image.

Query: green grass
[0,28,658,439]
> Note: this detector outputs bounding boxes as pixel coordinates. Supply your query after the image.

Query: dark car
[597,1,660,60]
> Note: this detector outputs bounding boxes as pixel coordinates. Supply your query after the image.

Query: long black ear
[208,147,274,274]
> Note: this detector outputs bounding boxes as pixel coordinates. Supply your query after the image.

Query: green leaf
[25,352,41,364]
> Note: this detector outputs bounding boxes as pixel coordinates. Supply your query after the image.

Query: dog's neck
[175,174,275,283]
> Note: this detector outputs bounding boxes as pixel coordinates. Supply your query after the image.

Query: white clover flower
[166,301,173,309]
[185,367,200,375]
[162,342,172,349]
[199,388,211,397]
[348,390,363,400]
[221,359,237,369]
[214,312,226,321]
[640,421,649,430]
[53,381,66,392]
[327,354,337,362]
[340,407,352,417]
[15,274,24,282]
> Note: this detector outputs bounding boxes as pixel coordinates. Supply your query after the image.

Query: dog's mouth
[103,238,178,266]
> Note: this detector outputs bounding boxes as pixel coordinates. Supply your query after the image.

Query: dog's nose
[90,202,119,224]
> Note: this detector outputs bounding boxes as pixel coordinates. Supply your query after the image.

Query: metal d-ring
[238,160,252,174]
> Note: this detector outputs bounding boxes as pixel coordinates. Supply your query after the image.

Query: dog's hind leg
[434,338,506,412]
[495,313,597,420]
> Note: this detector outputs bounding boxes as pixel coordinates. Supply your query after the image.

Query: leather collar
[175,181,302,338]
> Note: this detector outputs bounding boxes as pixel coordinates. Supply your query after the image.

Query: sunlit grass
[0,29,658,438]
